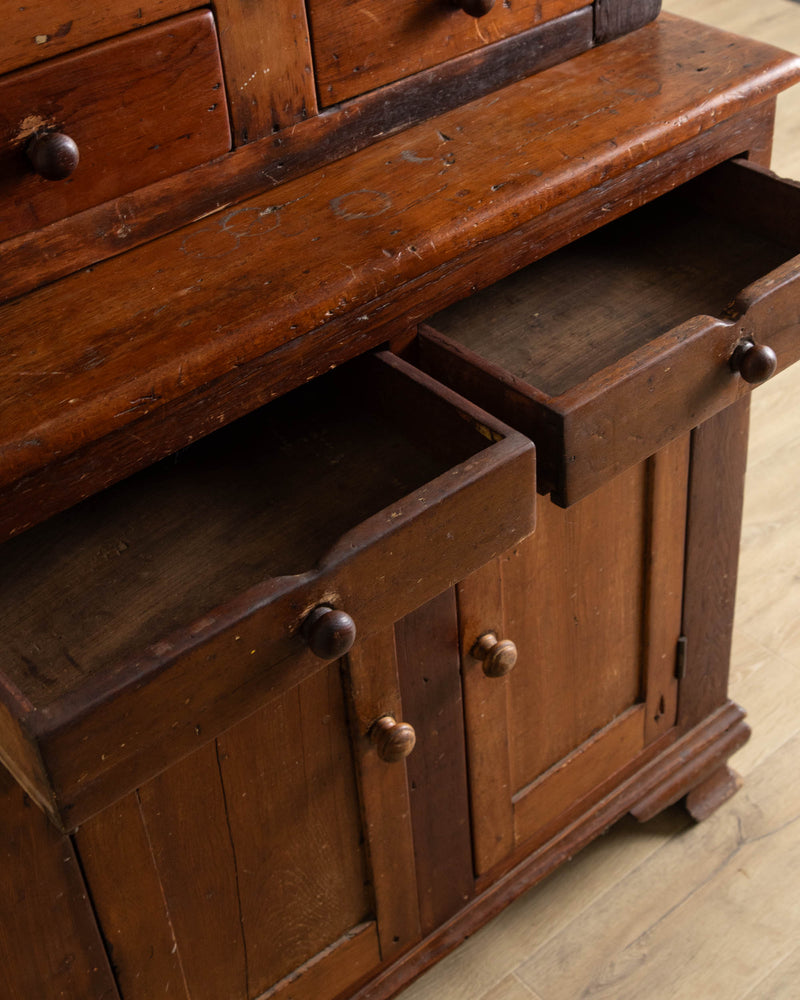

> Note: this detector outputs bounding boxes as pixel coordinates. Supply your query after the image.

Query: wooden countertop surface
[2,13,799,537]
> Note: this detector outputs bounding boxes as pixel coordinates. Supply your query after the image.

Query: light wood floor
[399,3,800,998]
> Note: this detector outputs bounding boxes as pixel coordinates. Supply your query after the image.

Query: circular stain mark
[330,189,392,221]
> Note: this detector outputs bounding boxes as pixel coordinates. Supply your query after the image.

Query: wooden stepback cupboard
[1,2,799,998]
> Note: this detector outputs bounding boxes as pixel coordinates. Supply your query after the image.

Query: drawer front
[308,0,588,106]
[0,352,535,828]
[0,0,197,75]
[1,11,230,242]
[418,160,800,506]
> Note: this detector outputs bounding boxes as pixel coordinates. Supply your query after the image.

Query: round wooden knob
[733,341,778,385]
[471,632,517,677]
[302,605,356,659]
[27,131,80,181]
[370,715,416,763]
[457,0,494,16]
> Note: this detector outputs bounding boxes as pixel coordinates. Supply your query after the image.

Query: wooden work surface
[3,13,800,539]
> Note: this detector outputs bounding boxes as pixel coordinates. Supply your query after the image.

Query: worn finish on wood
[0,0,196,74]
[308,0,587,105]
[348,706,747,1000]
[260,925,380,1000]
[642,435,691,744]
[459,444,693,877]
[457,557,515,875]
[422,159,800,506]
[630,703,751,822]
[77,665,380,1000]
[684,763,744,823]
[216,664,373,998]
[679,397,752,732]
[213,0,317,144]
[74,795,191,1000]
[135,746,249,1000]
[0,767,119,1000]
[0,353,535,827]
[1,15,797,539]
[395,589,474,934]
[0,7,594,303]
[0,11,230,243]
[345,628,423,961]
[594,0,661,42]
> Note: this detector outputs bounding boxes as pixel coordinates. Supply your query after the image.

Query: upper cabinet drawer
[1,11,230,241]
[0,0,197,74]
[0,352,535,829]
[308,0,589,106]
[416,160,800,506]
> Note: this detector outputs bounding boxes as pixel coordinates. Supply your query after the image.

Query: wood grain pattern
[74,794,190,1000]
[260,924,381,1000]
[642,434,691,744]
[344,627,423,961]
[594,0,661,42]
[395,589,474,933]
[137,744,249,1000]
[308,0,587,105]
[457,557,515,875]
[0,767,118,1000]
[423,159,800,505]
[504,464,648,785]
[679,397,752,730]
[512,705,647,846]
[216,663,372,997]
[1,11,230,242]
[1,15,797,535]
[214,0,317,144]
[0,353,535,829]
[0,0,196,74]
[0,7,594,303]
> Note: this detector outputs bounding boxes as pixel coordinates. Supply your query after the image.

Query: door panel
[460,437,690,874]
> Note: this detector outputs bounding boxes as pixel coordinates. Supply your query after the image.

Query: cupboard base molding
[629,702,751,823]
[348,702,750,1000]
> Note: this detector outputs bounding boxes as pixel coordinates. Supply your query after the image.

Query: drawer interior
[0,355,493,708]
[419,159,800,504]
[428,170,798,397]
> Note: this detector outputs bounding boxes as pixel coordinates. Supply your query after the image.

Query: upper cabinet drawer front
[308,0,589,107]
[1,11,231,241]
[418,160,800,506]
[0,0,197,74]
[0,352,535,828]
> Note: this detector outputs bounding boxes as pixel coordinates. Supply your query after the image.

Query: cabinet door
[459,437,690,875]
[75,648,420,1000]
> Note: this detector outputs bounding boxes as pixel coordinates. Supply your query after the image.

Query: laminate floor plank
[513,733,800,1000]
[478,973,543,1000]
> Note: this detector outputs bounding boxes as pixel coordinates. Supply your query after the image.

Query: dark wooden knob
[732,341,778,385]
[27,131,80,180]
[471,632,517,677]
[457,0,494,16]
[302,605,356,659]
[370,715,416,763]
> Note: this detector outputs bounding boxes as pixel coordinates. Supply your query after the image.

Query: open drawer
[415,159,800,506]
[0,352,535,829]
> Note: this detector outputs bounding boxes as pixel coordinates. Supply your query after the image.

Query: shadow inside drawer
[0,354,489,704]
[429,186,795,398]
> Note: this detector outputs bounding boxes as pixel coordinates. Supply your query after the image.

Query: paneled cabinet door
[459,436,691,875]
[75,642,421,1000]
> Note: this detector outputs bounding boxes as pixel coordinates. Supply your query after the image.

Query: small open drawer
[0,352,535,829]
[416,159,800,506]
